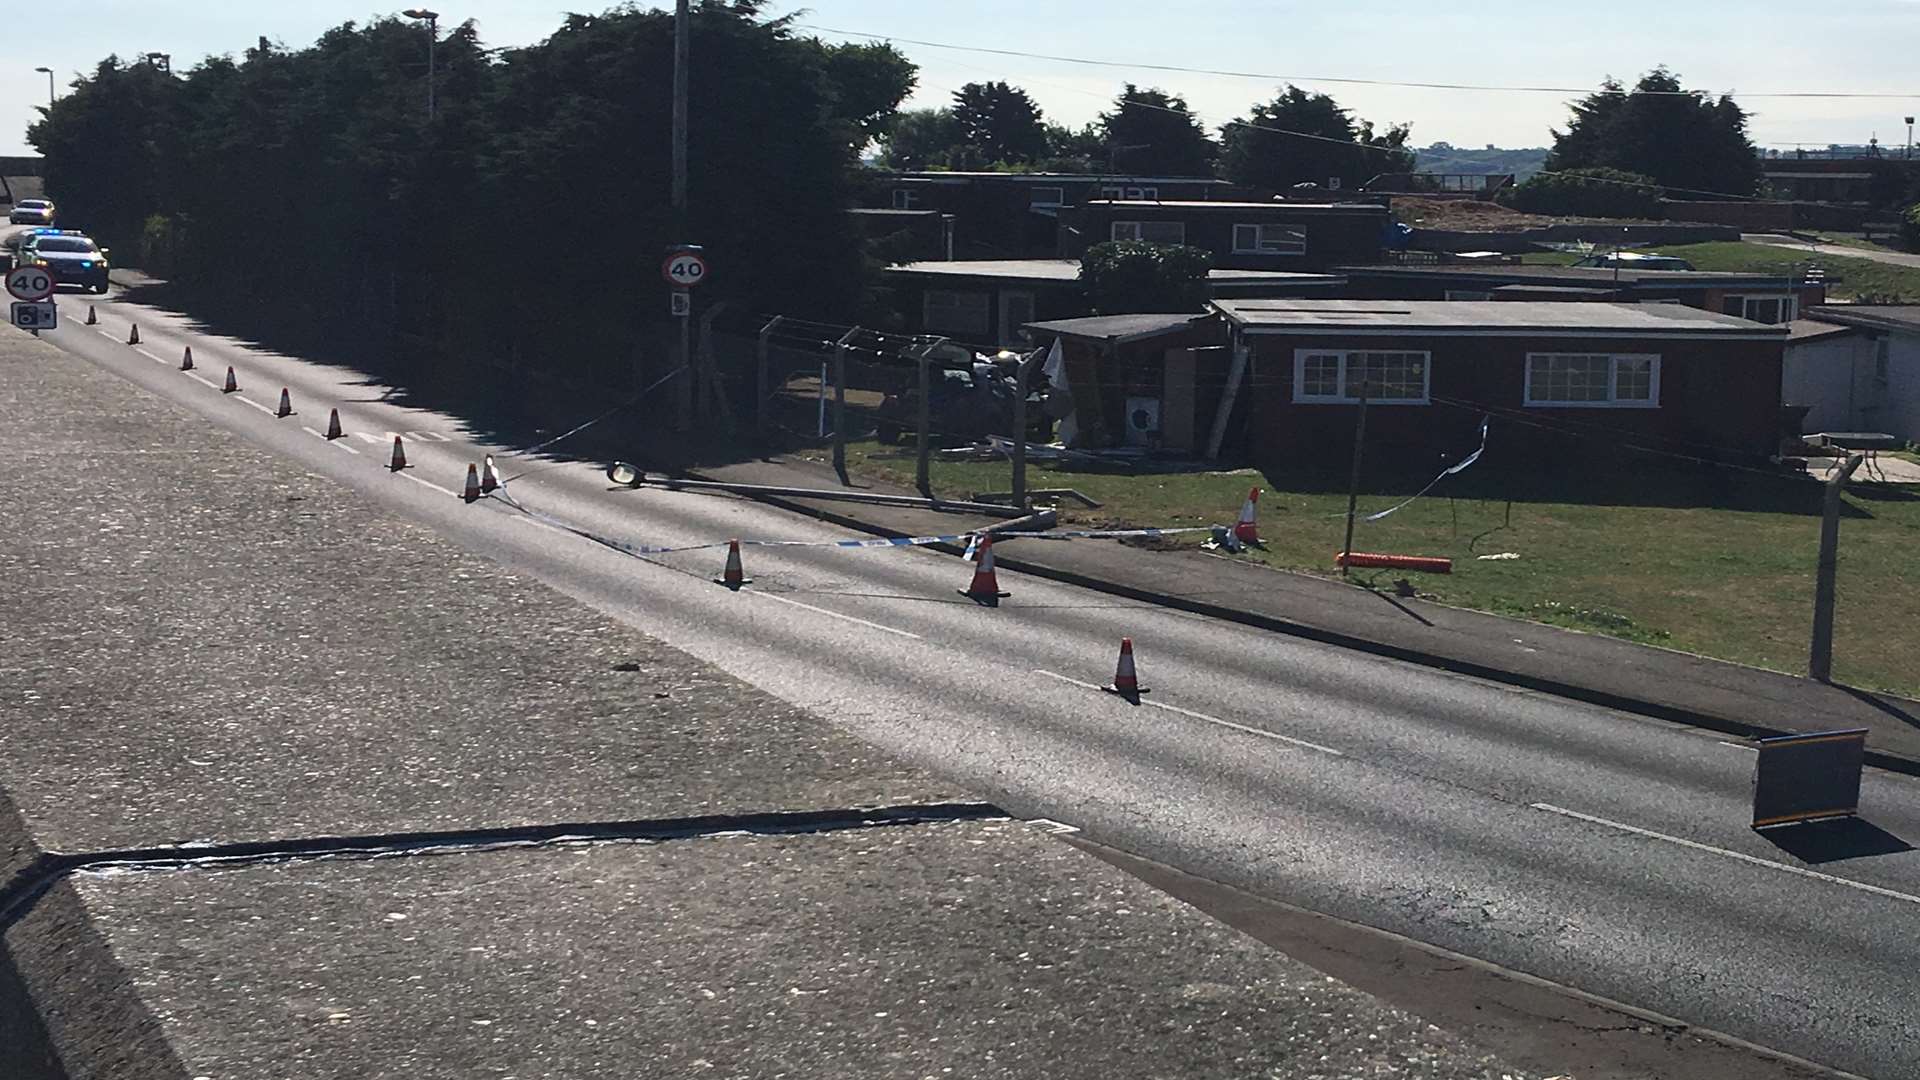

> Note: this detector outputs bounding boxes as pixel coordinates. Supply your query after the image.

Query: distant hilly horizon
[1412,143,1549,178]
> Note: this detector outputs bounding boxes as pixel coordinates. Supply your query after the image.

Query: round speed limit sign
[661,251,708,288]
[6,265,56,302]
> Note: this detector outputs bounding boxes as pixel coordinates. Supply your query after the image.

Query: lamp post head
[402,8,439,20]
[33,66,51,74]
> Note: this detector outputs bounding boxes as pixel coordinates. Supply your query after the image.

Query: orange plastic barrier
[1334,551,1454,574]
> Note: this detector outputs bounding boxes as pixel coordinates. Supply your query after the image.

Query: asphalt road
[26,287,1920,1078]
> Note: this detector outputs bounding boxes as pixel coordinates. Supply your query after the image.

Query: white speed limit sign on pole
[661,250,708,288]
[6,265,57,303]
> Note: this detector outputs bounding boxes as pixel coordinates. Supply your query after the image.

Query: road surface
[24,285,1920,1078]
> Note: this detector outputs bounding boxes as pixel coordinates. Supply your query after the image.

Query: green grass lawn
[1524,241,1920,301]
[831,440,1920,698]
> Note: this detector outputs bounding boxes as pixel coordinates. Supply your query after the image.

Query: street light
[32,66,52,109]
[1906,116,1915,161]
[402,9,439,121]
[143,52,171,74]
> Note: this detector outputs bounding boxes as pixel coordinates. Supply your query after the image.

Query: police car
[15,229,110,294]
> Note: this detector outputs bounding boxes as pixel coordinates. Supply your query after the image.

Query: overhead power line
[799,24,1920,101]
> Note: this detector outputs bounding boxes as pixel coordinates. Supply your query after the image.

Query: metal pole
[677,298,693,430]
[832,328,856,485]
[1810,452,1865,683]
[425,16,436,121]
[756,316,781,445]
[1340,384,1371,577]
[671,0,690,218]
[911,339,949,497]
[1010,347,1047,510]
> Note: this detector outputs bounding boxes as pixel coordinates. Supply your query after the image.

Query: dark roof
[1021,313,1208,344]
[848,208,946,219]
[886,259,1343,287]
[1488,284,1623,297]
[1807,305,1920,334]
[1213,299,1789,338]
[1340,263,1796,288]
[871,170,1233,186]
[1084,199,1387,214]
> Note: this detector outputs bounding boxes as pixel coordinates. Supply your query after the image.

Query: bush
[1078,241,1212,314]
[1503,167,1663,219]
[139,213,181,276]
[1902,204,1920,251]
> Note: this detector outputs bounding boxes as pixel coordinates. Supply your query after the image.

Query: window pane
[1111,222,1141,241]
[1347,352,1426,400]
[1259,227,1307,254]
[1300,354,1341,398]
[1530,354,1612,403]
[1139,221,1186,244]
[1233,224,1257,251]
[1614,356,1653,401]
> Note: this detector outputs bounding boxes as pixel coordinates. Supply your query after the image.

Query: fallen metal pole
[981,509,1059,535]
[610,467,1033,518]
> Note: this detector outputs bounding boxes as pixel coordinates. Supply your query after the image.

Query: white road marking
[1032,669,1342,755]
[351,432,387,445]
[182,371,219,390]
[758,593,922,639]
[1531,803,1920,907]
[133,347,168,365]
[232,394,276,416]
[1719,740,1758,752]
[396,471,461,498]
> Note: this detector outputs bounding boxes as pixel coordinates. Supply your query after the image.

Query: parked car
[18,230,110,293]
[1571,251,1696,271]
[9,199,55,226]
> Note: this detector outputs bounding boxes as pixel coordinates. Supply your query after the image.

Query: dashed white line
[1031,669,1343,755]
[300,426,363,453]
[1530,803,1920,907]
[396,471,462,498]
[232,394,276,416]
[133,347,168,365]
[758,593,922,639]
[182,370,219,390]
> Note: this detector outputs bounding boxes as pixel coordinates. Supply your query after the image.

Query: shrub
[1078,240,1212,314]
[1504,167,1663,219]
[1901,203,1920,252]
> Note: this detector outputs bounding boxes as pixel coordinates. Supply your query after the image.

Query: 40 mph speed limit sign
[661,251,708,287]
[6,265,57,302]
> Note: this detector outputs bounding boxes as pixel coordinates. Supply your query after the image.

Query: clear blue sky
[6,1,1918,157]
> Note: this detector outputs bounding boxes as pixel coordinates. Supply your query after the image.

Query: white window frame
[1723,293,1798,325]
[1100,185,1126,199]
[1110,220,1186,245]
[1029,186,1064,208]
[923,289,990,336]
[1232,223,1308,256]
[892,188,920,210]
[1291,349,1432,405]
[1123,185,1158,200]
[1523,352,1662,409]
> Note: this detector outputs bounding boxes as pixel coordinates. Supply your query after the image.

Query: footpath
[692,454,1920,773]
[0,327,1536,1078]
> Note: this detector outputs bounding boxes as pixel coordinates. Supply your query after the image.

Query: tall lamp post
[402,9,439,121]
[33,66,53,109]
[1906,116,1915,161]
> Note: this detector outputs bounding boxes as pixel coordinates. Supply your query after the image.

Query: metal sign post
[662,248,707,432]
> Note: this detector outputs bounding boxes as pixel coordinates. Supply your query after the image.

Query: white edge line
[182,371,218,390]
[758,592,921,640]
[133,347,168,365]
[232,394,275,416]
[1031,669,1342,755]
[1718,740,1758,752]
[1530,802,1920,907]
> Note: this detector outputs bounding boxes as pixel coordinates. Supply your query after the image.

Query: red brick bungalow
[1210,300,1791,469]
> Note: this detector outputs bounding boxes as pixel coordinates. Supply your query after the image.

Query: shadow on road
[1758,816,1914,865]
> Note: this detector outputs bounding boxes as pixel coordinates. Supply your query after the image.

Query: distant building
[1338,263,1824,322]
[1795,305,1920,439]
[1057,200,1389,272]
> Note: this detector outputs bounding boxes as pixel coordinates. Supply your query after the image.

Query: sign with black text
[9,301,56,330]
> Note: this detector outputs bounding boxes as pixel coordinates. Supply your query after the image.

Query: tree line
[880,79,1413,190]
[29,3,915,388]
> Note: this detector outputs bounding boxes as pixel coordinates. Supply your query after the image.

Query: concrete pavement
[1744,233,1920,270]
[0,327,1541,1077]
[22,289,1920,1077]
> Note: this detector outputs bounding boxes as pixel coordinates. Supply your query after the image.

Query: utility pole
[1009,347,1047,509]
[671,0,693,429]
[1340,383,1371,577]
[1809,453,1865,684]
[402,10,438,121]
[831,329,856,485]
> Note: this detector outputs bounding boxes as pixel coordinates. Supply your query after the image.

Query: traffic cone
[479,454,499,494]
[1102,637,1149,699]
[958,534,1011,606]
[462,464,482,503]
[388,436,408,471]
[325,408,342,439]
[179,346,193,371]
[127,324,140,345]
[713,539,751,589]
[221,366,238,393]
[1233,487,1261,544]
[275,388,294,418]
[85,306,97,326]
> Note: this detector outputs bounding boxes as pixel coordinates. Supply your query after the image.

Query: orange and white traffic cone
[325,408,342,439]
[388,436,408,471]
[275,388,294,418]
[958,534,1011,606]
[179,346,193,371]
[462,464,482,503]
[127,324,141,345]
[1233,487,1261,545]
[85,306,98,326]
[714,539,751,589]
[221,366,238,393]
[479,454,500,494]
[1102,637,1149,699]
